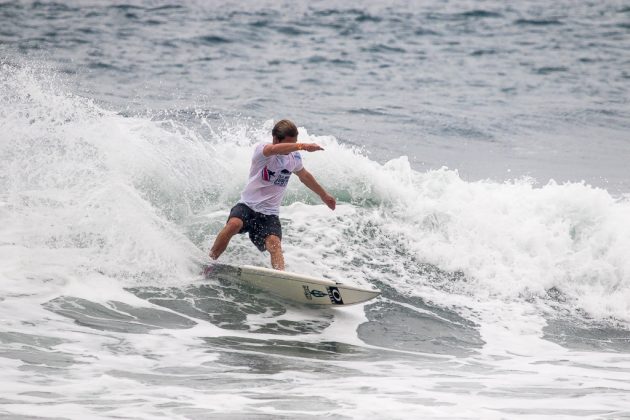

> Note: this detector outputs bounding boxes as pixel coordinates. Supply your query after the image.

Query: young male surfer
[209,120,336,270]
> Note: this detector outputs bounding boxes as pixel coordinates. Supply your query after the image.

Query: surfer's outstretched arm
[263,142,323,156]
[295,168,336,210]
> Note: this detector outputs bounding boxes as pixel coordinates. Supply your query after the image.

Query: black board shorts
[228,203,282,252]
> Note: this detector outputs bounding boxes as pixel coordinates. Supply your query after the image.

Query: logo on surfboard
[303,285,327,300]
[302,285,344,304]
[327,286,344,304]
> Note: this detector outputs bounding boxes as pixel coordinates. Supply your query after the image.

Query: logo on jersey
[262,166,291,186]
[261,166,276,182]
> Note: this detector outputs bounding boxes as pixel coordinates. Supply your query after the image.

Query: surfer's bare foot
[209,249,220,260]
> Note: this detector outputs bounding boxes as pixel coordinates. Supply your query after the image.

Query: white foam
[4,62,630,327]
[284,135,630,322]
[4,62,630,419]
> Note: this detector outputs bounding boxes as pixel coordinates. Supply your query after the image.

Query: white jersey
[239,143,304,215]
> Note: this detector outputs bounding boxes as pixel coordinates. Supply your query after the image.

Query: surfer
[209,120,336,270]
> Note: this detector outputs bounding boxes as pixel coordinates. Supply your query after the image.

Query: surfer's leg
[265,235,284,271]
[209,217,243,260]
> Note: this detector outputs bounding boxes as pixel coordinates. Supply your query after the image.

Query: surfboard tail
[201,263,241,278]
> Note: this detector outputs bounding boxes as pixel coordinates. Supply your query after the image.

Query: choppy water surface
[4,0,630,190]
[2,0,630,418]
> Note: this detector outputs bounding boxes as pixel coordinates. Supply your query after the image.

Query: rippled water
[2,1,630,419]
[3,0,629,190]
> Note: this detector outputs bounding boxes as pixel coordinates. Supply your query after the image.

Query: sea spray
[3,62,630,323]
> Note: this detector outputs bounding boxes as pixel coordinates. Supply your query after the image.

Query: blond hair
[272,120,298,140]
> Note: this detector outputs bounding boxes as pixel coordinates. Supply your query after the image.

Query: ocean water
[2,1,630,419]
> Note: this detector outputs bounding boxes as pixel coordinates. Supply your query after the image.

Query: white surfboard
[203,264,381,306]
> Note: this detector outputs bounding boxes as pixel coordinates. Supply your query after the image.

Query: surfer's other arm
[295,168,336,210]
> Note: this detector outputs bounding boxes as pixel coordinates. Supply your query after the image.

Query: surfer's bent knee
[226,217,243,234]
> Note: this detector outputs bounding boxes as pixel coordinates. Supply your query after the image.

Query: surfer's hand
[321,193,336,210]
[301,143,324,152]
